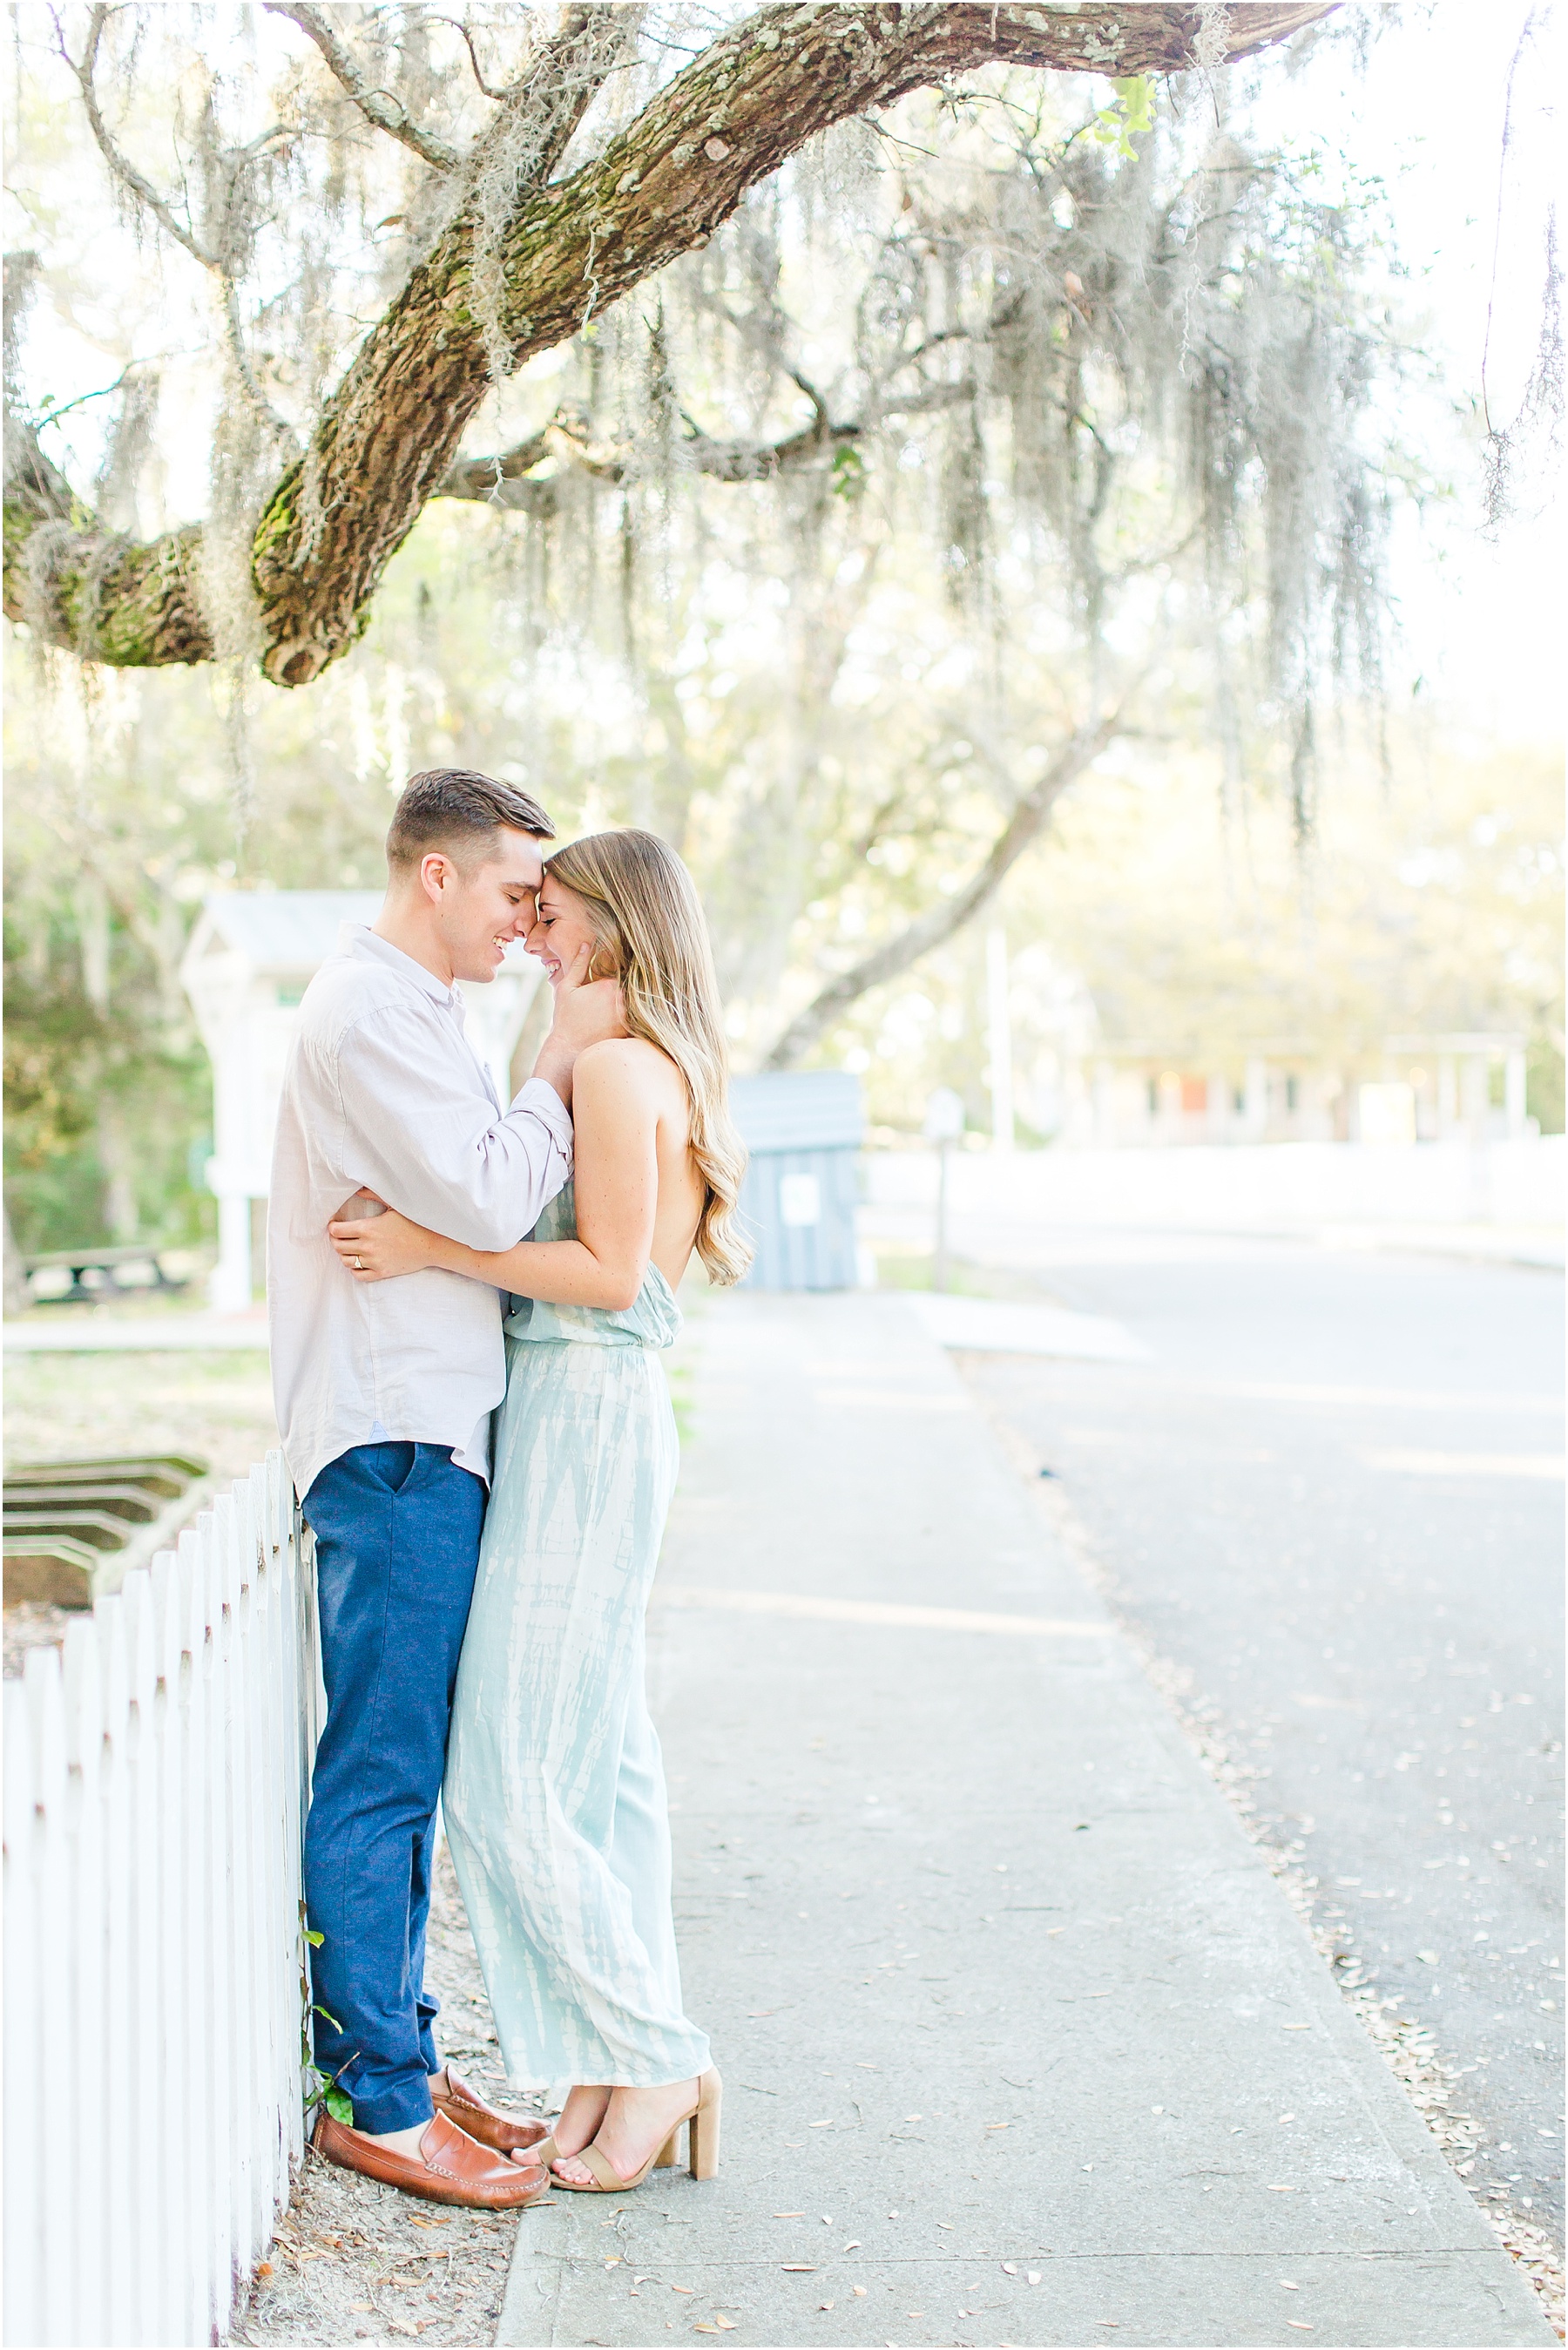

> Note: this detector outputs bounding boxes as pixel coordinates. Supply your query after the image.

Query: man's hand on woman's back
[532,942,628,1107]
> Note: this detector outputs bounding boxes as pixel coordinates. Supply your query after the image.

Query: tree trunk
[3,3,1331,684]
[761,708,1121,1068]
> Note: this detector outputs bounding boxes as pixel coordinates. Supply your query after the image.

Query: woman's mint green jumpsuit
[443,1184,712,2090]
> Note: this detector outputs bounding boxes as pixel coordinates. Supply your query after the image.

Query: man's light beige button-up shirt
[267,925,571,1502]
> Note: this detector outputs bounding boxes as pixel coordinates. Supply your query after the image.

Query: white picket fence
[3,1451,321,2348]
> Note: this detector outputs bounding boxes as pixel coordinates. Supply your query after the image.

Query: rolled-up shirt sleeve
[329,1004,572,1249]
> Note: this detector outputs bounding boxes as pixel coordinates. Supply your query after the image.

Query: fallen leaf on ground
[1002,2263,1017,2274]
[713,2319,737,2332]
[781,2265,816,2272]
[409,2216,450,2230]
[1287,2325,1315,2333]
[774,2212,804,2218]
[1267,2185,1296,2193]
[808,2119,833,2128]
[853,2286,867,2296]
[1026,2272,1041,2285]
[672,2283,694,2292]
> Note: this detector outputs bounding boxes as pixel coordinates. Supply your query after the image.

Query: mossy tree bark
[3,3,1331,686]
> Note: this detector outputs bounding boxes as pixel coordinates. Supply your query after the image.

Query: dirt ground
[236,1839,548,2348]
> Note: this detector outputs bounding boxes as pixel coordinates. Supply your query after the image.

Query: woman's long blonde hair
[543,829,754,1288]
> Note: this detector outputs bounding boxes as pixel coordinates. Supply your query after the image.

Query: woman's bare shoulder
[573,1035,685,1104]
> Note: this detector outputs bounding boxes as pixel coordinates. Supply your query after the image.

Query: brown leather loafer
[312,2106,550,2209]
[431,2065,551,2157]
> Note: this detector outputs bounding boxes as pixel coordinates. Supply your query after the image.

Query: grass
[4,1349,278,1484]
[864,1245,1056,1304]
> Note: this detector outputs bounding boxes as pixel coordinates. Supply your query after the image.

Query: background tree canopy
[3,3,1561,1255]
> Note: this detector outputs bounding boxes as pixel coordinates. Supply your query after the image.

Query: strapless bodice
[503,1181,681,1350]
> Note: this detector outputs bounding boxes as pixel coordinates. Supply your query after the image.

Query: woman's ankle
[554,2082,611,2156]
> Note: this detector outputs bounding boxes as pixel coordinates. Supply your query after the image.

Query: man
[268,767,621,2209]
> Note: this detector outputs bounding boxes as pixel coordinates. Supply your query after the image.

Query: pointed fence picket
[3,1450,321,2348]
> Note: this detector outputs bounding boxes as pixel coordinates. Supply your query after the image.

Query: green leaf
[831,445,867,502]
[326,2087,354,2124]
[304,1928,324,1947]
[1113,76,1154,136]
[1092,75,1153,159]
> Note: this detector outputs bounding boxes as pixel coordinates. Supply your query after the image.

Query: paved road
[502,1290,1551,2347]
[954,1238,1565,2245]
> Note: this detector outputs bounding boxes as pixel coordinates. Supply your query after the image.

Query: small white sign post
[923,1086,966,1293]
[985,926,1015,1153]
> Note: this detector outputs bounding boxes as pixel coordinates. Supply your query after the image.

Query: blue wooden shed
[729,1070,863,1290]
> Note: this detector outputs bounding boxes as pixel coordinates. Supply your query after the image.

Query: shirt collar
[341,923,462,1011]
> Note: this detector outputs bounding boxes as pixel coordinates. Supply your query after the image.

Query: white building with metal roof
[180,892,544,1310]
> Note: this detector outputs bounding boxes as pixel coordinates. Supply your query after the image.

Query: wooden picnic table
[23,1244,189,1304]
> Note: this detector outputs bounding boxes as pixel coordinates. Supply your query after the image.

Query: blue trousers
[301,1442,486,2134]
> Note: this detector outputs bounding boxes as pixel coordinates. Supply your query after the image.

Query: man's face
[425,827,546,983]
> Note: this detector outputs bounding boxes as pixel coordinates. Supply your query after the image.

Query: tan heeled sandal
[530,2085,613,2173]
[550,2070,722,2192]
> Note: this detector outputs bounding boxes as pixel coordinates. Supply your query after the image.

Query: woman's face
[527,874,611,985]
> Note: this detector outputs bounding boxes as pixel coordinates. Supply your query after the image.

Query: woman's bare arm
[329,1041,663,1310]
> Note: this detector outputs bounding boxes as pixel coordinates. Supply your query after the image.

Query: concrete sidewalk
[499,1291,1551,2349]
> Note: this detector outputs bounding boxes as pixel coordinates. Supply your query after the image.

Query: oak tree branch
[262,2,466,170]
[9,4,1333,679]
[762,707,1126,1068]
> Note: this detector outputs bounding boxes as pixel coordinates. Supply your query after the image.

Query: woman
[328,829,752,2192]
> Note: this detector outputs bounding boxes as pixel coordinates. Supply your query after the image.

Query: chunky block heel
[550,2071,723,2193]
[688,2069,721,2181]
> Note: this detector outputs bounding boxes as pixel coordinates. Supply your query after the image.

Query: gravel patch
[235,1839,552,2347]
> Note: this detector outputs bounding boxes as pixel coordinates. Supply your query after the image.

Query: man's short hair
[386,769,555,871]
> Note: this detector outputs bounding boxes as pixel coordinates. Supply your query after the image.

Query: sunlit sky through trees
[3,4,1562,1254]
